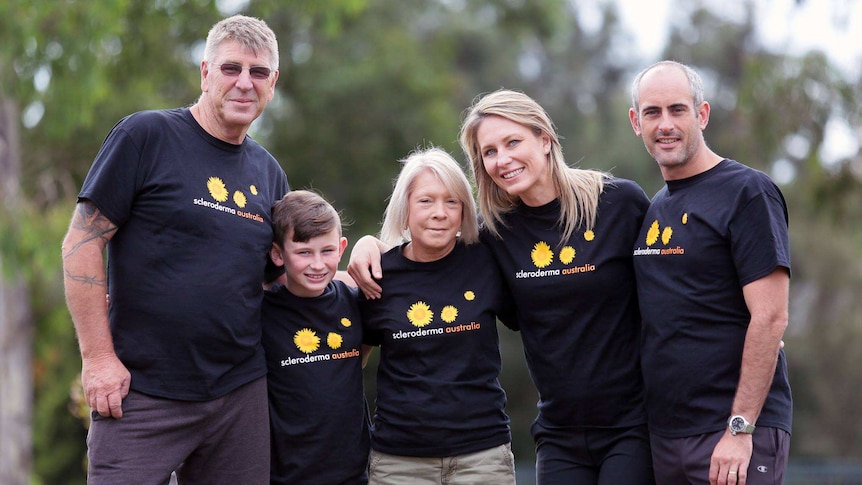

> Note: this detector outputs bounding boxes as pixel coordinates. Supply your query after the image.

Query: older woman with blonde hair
[378,147,480,249]
[358,146,517,485]
[352,90,655,484]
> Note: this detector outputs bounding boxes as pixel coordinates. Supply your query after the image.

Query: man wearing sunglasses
[62,15,288,484]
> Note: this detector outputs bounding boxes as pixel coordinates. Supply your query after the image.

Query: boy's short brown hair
[272,190,341,246]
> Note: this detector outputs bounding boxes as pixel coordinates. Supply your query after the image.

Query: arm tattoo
[64,269,108,288]
[62,202,118,288]
[65,202,118,256]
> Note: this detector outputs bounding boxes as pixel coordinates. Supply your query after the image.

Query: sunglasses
[214,62,273,80]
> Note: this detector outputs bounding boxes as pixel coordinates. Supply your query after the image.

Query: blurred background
[1,0,861,484]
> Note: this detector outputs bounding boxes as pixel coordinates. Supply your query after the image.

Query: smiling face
[405,170,463,262]
[199,39,278,143]
[271,227,347,298]
[629,66,711,180]
[475,115,556,206]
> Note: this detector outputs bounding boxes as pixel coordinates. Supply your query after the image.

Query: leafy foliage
[2,0,861,482]
[2,202,84,484]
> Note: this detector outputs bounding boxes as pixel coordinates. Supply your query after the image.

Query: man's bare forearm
[62,201,118,358]
[732,269,790,422]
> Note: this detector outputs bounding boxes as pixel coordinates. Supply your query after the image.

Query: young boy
[262,190,370,484]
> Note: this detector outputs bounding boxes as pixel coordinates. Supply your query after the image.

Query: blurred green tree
[1,1,861,483]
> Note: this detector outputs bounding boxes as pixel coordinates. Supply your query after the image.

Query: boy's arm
[339,272,375,368]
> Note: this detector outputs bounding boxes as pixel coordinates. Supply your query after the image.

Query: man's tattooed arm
[62,201,118,288]
[62,200,131,418]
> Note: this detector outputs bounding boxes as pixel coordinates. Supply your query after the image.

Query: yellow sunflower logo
[531,241,553,268]
[682,213,688,224]
[233,191,247,208]
[441,305,458,323]
[584,230,595,241]
[207,177,229,202]
[407,301,433,327]
[327,332,343,349]
[294,328,320,354]
[341,318,352,327]
[559,246,576,264]
[464,291,475,301]
[646,220,660,246]
[250,185,258,196]
[661,226,673,245]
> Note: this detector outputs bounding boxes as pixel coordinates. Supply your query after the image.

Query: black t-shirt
[262,281,370,485]
[482,177,649,428]
[79,108,289,400]
[633,159,792,438]
[359,241,513,457]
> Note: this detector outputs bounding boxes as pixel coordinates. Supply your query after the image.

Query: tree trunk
[0,98,32,485]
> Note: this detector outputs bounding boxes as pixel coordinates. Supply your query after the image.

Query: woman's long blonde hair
[459,89,606,242]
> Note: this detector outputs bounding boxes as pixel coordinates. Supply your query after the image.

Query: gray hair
[380,147,479,247]
[203,15,279,69]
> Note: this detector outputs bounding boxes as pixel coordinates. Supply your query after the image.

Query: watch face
[731,417,745,431]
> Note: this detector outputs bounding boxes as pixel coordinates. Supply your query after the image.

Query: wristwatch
[728,415,756,435]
